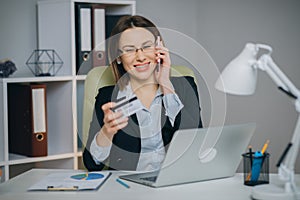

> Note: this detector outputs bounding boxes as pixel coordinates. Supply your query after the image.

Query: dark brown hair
[107,15,162,89]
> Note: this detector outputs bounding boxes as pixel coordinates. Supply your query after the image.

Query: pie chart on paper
[71,173,104,180]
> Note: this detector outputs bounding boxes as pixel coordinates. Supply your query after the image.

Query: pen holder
[242,152,269,186]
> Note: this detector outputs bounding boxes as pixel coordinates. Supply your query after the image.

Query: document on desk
[28,172,111,191]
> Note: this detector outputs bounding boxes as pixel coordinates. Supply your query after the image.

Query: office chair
[81,65,197,148]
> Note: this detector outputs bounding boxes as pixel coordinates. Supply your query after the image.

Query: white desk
[0,169,298,200]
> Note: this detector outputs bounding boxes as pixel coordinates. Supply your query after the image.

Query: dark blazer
[83,76,203,171]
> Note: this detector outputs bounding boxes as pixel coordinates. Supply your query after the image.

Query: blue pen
[250,151,263,182]
[116,178,130,189]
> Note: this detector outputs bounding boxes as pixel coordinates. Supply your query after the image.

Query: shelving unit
[0,0,135,182]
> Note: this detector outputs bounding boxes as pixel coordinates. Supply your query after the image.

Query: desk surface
[0,169,298,200]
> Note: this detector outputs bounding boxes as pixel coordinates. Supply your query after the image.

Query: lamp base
[251,184,299,200]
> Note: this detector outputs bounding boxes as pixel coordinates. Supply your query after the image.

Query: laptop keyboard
[140,176,157,182]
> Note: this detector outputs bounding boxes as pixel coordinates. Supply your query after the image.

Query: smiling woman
[83,15,203,172]
[118,27,158,86]
[108,15,163,90]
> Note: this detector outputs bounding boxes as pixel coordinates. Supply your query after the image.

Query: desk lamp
[215,43,300,200]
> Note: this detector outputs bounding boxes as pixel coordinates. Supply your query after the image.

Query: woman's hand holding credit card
[98,97,143,146]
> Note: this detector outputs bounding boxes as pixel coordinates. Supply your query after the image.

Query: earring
[116,58,121,64]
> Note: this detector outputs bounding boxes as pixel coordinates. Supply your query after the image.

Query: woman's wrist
[96,128,113,147]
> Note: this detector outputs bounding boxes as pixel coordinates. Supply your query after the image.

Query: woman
[83,15,202,171]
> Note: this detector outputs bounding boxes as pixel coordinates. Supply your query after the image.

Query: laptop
[119,123,256,187]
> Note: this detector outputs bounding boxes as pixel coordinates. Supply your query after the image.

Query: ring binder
[8,84,48,157]
[75,3,93,74]
[92,5,106,67]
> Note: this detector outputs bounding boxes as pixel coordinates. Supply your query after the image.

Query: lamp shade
[215,43,258,95]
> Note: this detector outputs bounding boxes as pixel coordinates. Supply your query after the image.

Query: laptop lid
[154,123,256,187]
[120,123,256,187]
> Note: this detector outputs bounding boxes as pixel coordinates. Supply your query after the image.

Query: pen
[116,178,130,189]
[47,186,79,191]
[248,145,253,167]
[246,145,253,181]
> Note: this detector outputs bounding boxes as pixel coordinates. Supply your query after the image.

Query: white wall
[137,0,300,173]
[0,0,38,76]
[1,0,299,173]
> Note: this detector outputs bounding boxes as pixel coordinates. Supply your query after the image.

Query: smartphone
[156,36,161,72]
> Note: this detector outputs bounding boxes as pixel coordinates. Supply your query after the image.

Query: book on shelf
[8,83,48,157]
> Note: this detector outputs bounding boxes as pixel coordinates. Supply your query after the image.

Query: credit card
[111,96,143,117]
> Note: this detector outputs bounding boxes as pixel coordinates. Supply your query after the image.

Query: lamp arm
[259,54,300,186]
[260,54,300,100]
[277,115,300,194]
[284,115,300,171]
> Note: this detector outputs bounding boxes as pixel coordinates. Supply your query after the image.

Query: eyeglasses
[119,42,155,57]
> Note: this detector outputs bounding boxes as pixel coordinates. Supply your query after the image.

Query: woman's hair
[107,15,162,90]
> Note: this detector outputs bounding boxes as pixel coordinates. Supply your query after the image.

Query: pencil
[261,140,270,154]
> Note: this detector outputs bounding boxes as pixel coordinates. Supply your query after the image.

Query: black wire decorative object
[26,49,63,76]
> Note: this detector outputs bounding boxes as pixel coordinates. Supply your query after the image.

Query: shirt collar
[117,83,163,100]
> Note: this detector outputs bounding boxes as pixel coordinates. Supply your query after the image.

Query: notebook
[119,123,256,187]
